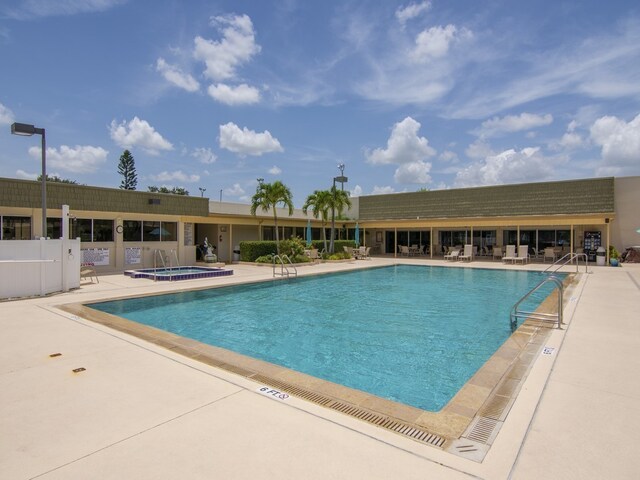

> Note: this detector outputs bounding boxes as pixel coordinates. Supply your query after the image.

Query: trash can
[233,245,240,262]
[596,246,606,266]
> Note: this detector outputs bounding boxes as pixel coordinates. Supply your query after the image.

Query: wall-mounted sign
[81,248,110,266]
[184,223,194,246]
[125,247,142,265]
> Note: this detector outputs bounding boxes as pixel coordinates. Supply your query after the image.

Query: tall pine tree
[117,150,137,190]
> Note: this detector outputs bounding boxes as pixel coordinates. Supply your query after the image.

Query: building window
[141,221,177,242]
[161,222,177,241]
[71,218,113,242]
[1,215,31,240]
[72,219,93,242]
[123,220,142,241]
[93,220,114,242]
[47,217,62,239]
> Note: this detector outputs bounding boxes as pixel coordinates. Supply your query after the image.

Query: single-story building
[1,176,638,272]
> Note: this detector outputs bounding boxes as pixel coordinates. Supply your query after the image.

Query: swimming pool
[123,266,233,281]
[92,265,560,412]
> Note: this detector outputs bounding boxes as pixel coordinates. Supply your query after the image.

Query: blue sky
[1,0,639,206]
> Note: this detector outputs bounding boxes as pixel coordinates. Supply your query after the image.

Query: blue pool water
[91,265,561,411]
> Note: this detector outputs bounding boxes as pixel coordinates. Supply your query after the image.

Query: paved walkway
[1,259,638,479]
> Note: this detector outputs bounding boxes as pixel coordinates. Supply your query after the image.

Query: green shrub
[239,241,277,262]
[254,254,274,263]
[609,245,619,259]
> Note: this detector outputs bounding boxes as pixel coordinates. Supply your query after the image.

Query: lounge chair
[492,247,503,261]
[514,245,529,264]
[80,262,99,283]
[459,244,473,262]
[445,249,460,261]
[502,245,517,263]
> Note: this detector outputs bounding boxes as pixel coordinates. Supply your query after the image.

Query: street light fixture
[11,122,47,238]
[330,164,348,253]
[199,187,206,197]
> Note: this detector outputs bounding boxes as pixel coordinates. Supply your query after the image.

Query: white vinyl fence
[0,238,81,299]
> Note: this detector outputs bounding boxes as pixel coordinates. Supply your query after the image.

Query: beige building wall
[612,176,640,250]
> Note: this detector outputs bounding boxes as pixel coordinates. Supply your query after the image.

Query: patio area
[1,258,638,479]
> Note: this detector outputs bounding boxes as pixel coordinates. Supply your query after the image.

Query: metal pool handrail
[272,254,297,278]
[510,275,564,331]
[153,249,180,281]
[541,252,589,275]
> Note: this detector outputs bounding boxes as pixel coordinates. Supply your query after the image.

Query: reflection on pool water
[94,265,560,411]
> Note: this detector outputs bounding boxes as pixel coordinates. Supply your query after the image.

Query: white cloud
[149,170,200,183]
[191,147,217,164]
[350,185,363,197]
[590,113,640,173]
[1,0,126,20]
[454,147,555,187]
[445,23,640,119]
[411,25,468,62]
[366,117,435,185]
[224,183,245,196]
[553,119,587,150]
[28,145,108,173]
[156,58,200,92]
[219,122,283,157]
[394,161,431,184]
[194,14,261,82]
[15,169,37,180]
[371,186,396,195]
[0,102,15,125]
[366,117,435,165]
[395,1,431,26]
[439,150,459,162]
[207,83,260,105]
[465,140,494,160]
[109,117,173,155]
[268,165,282,175]
[474,113,553,138]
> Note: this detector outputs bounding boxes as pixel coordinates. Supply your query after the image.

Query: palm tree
[327,185,352,253]
[250,180,294,255]
[302,189,332,253]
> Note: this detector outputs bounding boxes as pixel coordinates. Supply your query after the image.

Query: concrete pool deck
[1,258,639,479]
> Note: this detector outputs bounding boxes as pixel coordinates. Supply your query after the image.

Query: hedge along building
[1,176,639,270]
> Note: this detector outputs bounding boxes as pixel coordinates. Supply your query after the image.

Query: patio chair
[80,262,99,283]
[514,245,529,264]
[502,245,517,263]
[492,247,503,261]
[459,244,473,262]
[306,249,321,262]
[400,245,411,257]
[543,247,557,263]
[360,247,370,259]
[444,249,460,261]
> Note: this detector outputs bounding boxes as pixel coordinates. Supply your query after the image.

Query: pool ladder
[153,249,180,281]
[541,252,590,275]
[510,275,564,331]
[272,254,297,278]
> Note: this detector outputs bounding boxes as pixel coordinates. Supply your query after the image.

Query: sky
[1,0,639,207]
